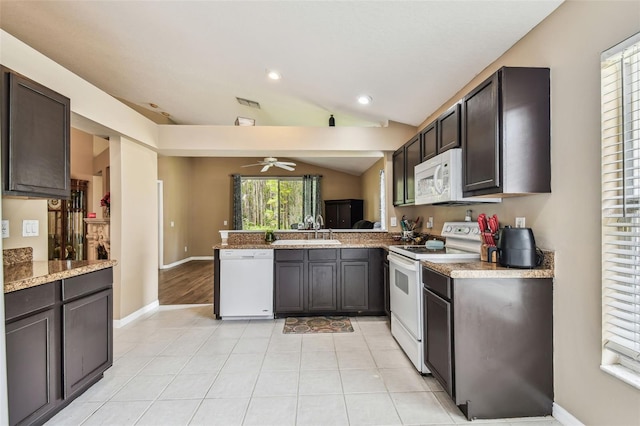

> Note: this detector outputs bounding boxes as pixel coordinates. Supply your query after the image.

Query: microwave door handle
[434,164,445,194]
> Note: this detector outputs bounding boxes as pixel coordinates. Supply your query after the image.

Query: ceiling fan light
[358,95,372,105]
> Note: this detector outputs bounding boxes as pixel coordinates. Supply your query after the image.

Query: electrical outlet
[515,217,526,228]
[224,220,228,226]
[426,217,434,229]
[184,246,188,252]
[22,220,39,237]
[170,221,175,227]
[390,217,397,227]
[2,220,9,238]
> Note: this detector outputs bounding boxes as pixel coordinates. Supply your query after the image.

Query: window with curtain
[601,31,640,388]
[232,174,321,230]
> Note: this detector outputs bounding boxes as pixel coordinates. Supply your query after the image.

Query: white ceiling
[0,0,563,173]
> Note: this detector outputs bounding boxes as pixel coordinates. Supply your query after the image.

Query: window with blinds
[601,31,640,387]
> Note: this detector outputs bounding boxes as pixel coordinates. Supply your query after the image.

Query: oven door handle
[387,253,419,271]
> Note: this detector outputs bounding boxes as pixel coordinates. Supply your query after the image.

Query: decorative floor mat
[283,316,354,334]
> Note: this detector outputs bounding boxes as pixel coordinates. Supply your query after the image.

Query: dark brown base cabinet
[422,267,553,420]
[274,249,384,316]
[4,268,113,426]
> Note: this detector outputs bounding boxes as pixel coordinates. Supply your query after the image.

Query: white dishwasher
[219,249,274,320]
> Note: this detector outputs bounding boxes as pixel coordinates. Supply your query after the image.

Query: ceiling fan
[241,157,297,172]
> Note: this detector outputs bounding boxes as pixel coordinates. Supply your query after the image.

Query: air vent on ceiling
[236,97,261,109]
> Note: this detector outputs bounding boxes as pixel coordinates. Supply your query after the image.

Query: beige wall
[390,2,640,424]
[158,156,192,265]
[361,158,385,222]
[110,136,158,319]
[164,157,363,257]
[1,199,48,261]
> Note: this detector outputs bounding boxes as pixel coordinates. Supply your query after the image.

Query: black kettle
[496,226,543,268]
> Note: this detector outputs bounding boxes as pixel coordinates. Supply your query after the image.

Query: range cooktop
[388,221,482,261]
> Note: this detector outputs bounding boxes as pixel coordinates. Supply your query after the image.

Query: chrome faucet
[314,215,324,239]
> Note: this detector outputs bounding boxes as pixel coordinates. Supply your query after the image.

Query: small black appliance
[497,226,542,268]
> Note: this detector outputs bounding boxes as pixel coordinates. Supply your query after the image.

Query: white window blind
[602,32,640,380]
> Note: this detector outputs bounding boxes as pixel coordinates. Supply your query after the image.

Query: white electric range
[387,222,482,373]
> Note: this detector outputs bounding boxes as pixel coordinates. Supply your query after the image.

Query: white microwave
[414,148,501,205]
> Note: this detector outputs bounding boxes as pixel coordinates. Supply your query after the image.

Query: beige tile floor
[45,305,562,426]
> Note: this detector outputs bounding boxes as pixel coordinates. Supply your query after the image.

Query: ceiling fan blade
[276,164,295,171]
[277,162,297,166]
[241,163,262,168]
[261,164,271,172]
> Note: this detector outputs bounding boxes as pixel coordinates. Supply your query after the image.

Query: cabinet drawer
[275,250,304,261]
[5,281,57,322]
[62,268,112,301]
[341,248,369,260]
[422,267,451,300]
[308,249,337,261]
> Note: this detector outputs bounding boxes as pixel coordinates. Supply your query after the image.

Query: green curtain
[232,174,242,230]
[302,174,322,220]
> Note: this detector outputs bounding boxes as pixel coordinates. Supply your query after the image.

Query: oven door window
[395,270,409,295]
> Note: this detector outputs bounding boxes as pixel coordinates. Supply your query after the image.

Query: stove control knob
[461,227,470,234]
[445,225,452,233]
[472,228,480,234]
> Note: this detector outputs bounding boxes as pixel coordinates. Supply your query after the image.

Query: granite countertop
[4,260,118,293]
[213,242,398,250]
[423,260,554,279]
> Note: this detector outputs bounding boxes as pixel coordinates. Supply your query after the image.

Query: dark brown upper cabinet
[437,103,461,153]
[1,67,71,199]
[393,134,421,206]
[462,67,550,197]
[405,134,421,204]
[392,147,406,206]
[420,121,437,162]
[421,103,460,163]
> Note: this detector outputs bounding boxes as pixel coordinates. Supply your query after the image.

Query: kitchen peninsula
[3,247,117,426]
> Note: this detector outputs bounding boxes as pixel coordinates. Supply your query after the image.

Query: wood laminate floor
[158,260,214,305]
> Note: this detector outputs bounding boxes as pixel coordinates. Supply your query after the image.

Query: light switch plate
[390,217,397,227]
[22,220,39,237]
[515,217,526,228]
[2,220,9,238]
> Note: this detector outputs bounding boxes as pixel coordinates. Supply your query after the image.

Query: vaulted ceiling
[0,1,563,129]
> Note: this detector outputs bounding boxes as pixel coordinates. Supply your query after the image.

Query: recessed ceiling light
[267,70,282,80]
[358,95,372,105]
[161,112,171,117]
[149,103,159,109]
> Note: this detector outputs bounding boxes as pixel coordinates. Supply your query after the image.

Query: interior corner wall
[361,158,385,223]
[158,156,192,265]
[110,136,158,320]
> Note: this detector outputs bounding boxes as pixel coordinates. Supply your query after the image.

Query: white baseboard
[113,300,159,328]
[553,403,585,426]
[158,303,212,311]
[160,256,214,270]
